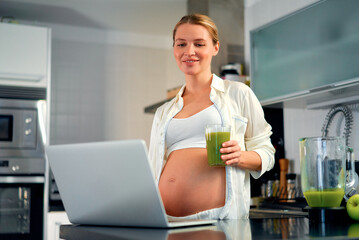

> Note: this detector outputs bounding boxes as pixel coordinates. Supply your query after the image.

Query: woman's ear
[213,41,220,56]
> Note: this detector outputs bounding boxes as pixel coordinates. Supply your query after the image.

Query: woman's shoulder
[212,74,250,93]
[222,79,252,97]
[223,79,250,89]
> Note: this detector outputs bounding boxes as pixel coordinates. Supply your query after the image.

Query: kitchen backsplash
[284,104,359,173]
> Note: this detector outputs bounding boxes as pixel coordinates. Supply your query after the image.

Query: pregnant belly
[159,148,226,217]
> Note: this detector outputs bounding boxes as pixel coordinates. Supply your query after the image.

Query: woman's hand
[220,140,262,171]
[220,140,242,167]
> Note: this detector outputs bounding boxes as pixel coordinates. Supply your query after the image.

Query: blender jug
[299,137,346,208]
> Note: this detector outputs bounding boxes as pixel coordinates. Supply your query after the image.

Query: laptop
[46,139,217,228]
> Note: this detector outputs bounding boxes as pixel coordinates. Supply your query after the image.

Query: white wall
[244,0,359,174]
[102,44,183,142]
[21,8,185,145]
[50,38,108,144]
[48,23,184,146]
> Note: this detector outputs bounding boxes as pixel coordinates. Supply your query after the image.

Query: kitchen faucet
[322,104,353,146]
[321,104,357,200]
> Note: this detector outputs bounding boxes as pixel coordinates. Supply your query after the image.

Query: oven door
[0,176,44,240]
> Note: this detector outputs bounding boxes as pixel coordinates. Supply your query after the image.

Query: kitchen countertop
[60,215,359,240]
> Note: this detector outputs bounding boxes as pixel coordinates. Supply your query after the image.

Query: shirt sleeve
[241,86,275,179]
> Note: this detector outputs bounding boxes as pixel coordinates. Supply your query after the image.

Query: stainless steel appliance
[0,176,44,239]
[0,98,47,239]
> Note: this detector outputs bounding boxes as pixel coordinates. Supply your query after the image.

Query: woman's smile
[183,58,199,65]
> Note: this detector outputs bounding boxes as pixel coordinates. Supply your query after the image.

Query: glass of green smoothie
[299,137,346,208]
[205,124,231,167]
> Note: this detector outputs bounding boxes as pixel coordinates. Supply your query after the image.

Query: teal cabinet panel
[250,0,359,104]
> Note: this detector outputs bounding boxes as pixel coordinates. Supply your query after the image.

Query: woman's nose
[184,44,195,56]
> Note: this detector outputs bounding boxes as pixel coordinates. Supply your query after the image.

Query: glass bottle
[272,173,280,198]
[286,173,296,199]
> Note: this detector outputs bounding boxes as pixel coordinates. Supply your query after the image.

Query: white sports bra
[165,104,221,156]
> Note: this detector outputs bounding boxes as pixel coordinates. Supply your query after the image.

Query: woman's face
[173,23,219,77]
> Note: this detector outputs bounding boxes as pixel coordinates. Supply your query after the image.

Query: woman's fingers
[220,140,242,166]
[220,140,240,154]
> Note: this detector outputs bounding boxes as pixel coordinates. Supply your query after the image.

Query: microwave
[0,108,37,149]
[0,99,46,174]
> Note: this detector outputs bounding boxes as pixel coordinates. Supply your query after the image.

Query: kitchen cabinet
[250,0,359,108]
[0,22,51,88]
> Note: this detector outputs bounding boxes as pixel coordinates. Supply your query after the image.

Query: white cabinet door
[0,23,50,88]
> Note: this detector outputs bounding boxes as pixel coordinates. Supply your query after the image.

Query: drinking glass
[205,124,231,167]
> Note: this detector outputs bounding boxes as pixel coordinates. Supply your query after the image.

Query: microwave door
[0,109,37,150]
[0,115,13,142]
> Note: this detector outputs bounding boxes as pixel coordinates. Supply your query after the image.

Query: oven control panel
[20,110,37,148]
[0,158,45,175]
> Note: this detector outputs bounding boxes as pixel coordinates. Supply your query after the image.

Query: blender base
[306,207,350,223]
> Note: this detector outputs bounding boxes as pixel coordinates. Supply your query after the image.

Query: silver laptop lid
[46,140,169,227]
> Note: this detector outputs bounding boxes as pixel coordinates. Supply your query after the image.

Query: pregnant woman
[148,13,275,219]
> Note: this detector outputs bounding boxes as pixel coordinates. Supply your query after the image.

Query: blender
[299,137,348,222]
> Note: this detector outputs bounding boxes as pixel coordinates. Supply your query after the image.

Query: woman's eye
[177,43,186,47]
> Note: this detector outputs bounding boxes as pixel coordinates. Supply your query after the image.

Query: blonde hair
[173,14,219,46]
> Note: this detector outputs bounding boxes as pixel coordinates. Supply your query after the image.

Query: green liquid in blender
[303,189,344,208]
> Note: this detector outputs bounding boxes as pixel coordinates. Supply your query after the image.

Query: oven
[0,97,47,240]
[0,176,44,239]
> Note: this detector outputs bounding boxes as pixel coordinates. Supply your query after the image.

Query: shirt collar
[211,74,225,93]
[177,84,186,100]
[176,73,224,100]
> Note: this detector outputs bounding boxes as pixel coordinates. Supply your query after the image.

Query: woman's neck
[184,71,213,94]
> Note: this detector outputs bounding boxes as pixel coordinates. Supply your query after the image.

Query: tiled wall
[50,39,107,144]
[50,25,183,146]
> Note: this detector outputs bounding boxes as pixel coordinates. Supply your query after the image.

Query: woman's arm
[221,83,275,178]
[220,140,262,171]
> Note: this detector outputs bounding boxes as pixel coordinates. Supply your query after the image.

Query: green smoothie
[303,188,344,208]
[206,131,230,167]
